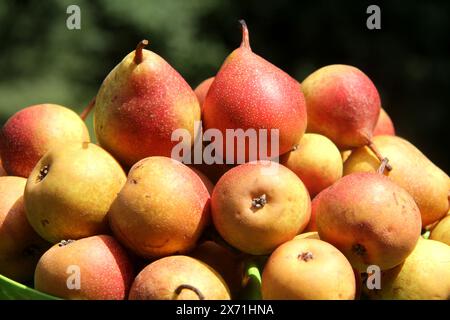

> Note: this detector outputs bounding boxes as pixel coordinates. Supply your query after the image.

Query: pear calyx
[134,39,149,65]
[238,20,251,50]
[252,194,267,209]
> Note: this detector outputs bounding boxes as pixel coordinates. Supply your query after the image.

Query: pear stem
[238,19,251,50]
[368,141,392,172]
[80,97,96,121]
[134,39,149,64]
[174,284,205,300]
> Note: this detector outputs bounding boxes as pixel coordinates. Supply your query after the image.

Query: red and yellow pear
[94,40,200,167]
[203,21,307,161]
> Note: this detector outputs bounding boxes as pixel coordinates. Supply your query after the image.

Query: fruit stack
[0,21,449,300]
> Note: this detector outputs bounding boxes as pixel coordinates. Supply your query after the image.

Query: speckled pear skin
[302,65,381,149]
[95,43,201,167]
[316,172,422,272]
[0,104,90,178]
[373,108,395,136]
[203,22,307,161]
[344,135,450,226]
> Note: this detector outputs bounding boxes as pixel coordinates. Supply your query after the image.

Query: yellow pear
[430,215,450,246]
[25,142,127,243]
[280,133,342,197]
[344,135,449,226]
[365,238,450,300]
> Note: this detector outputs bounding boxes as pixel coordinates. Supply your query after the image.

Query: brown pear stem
[80,97,96,121]
[368,141,392,172]
[174,284,205,300]
[238,20,251,50]
[134,39,149,64]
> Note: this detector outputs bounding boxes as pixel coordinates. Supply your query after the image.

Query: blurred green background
[0,0,448,171]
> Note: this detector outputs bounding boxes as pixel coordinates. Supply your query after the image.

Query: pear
[128,255,231,300]
[203,21,307,162]
[0,104,90,178]
[262,238,356,300]
[365,239,450,300]
[302,65,391,169]
[0,177,50,283]
[294,232,320,240]
[430,215,450,246]
[211,161,311,255]
[94,40,201,167]
[108,157,210,259]
[190,240,244,298]
[24,142,127,243]
[280,133,342,197]
[373,108,395,136]
[194,77,214,110]
[341,150,352,162]
[34,235,134,300]
[316,172,422,271]
[343,135,450,226]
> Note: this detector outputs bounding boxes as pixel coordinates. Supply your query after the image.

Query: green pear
[344,135,449,226]
[24,142,127,243]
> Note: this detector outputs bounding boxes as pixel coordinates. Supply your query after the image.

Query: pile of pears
[0,21,449,300]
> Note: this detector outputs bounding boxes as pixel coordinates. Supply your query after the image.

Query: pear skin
[316,172,422,272]
[95,41,200,167]
[344,135,450,226]
[0,177,50,283]
[0,104,90,178]
[373,108,395,136]
[203,21,307,161]
[430,215,450,246]
[365,239,450,300]
[302,65,381,149]
[34,235,134,300]
[194,77,214,110]
[109,157,210,259]
[262,238,356,300]
[129,255,231,300]
[211,161,311,255]
[24,142,127,243]
[0,160,7,176]
[281,133,342,197]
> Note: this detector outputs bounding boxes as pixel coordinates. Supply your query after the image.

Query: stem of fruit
[134,39,149,64]
[238,19,251,50]
[80,97,96,121]
[368,141,392,172]
[174,284,205,300]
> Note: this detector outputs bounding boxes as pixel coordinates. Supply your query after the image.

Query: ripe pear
[129,255,231,300]
[94,40,200,167]
[189,166,214,195]
[211,161,311,255]
[0,104,90,178]
[430,215,450,246]
[262,238,356,300]
[108,157,210,259]
[294,232,320,240]
[191,240,244,298]
[365,239,450,300]
[341,150,352,162]
[343,135,450,226]
[316,172,421,271]
[302,64,380,149]
[203,21,307,161]
[0,177,50,283]
[34,235,134,300]
[24,142,127,243]
[373,108,395,136]
[194,77,214,110]
[280,133,342,197]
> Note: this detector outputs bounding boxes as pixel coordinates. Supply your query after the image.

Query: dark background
[0,0,448,171]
